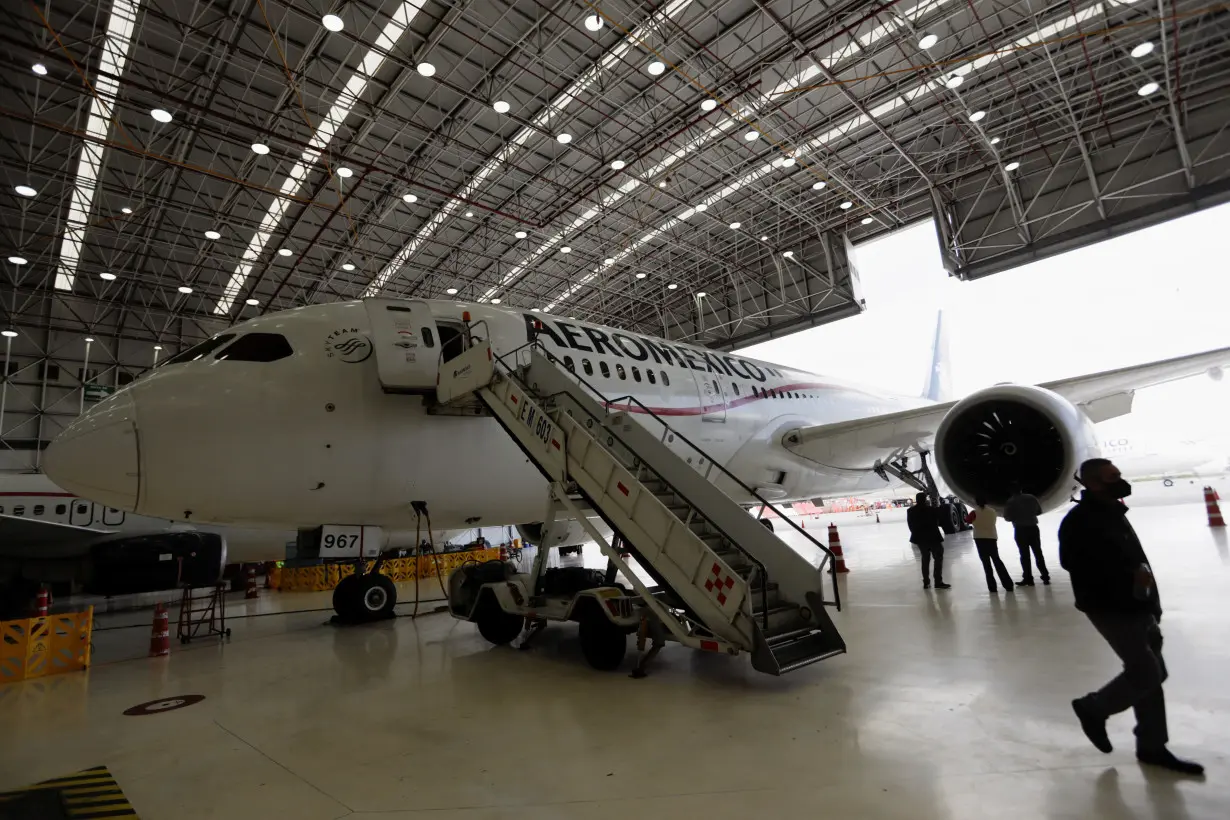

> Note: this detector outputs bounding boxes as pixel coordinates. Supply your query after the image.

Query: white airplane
[39,298,1230,622]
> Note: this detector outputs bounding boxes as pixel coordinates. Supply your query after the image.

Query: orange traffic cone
[827,523,849,573]
[34,586,49,616]
[149,602,170,657]
[245,565,259,599]
[1205,486,1225,527]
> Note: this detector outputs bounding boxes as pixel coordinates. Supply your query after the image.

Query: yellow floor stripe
[0,765,138,818]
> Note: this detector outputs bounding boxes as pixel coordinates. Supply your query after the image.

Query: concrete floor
[1,503,1226,819]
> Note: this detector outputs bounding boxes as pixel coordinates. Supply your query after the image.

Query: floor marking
[0,765,138,818]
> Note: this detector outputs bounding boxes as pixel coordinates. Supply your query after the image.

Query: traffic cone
[34,587,49,616]
[827,523,849,573]
[1205,487,1225,527]
[149,602,170,657]
[245,565,259,599]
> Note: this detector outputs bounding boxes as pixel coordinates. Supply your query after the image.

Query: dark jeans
[974,538,1014,590]
[1014,525,1049,581]
[917,541,944,584]
[1082,611,1168,751]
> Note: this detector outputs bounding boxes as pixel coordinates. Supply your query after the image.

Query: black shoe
[934,582,951,589]
[1004,582,1015,591]
[1072,698,1112,754]
[923,580,930,589]
[1019,578,1035,586]
[1042,578,1051,585]
[629,668,648,679]
[1137,748,1205,776]
[988,585,998,593]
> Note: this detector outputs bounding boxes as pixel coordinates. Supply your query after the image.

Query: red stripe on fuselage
[604,381,847,416]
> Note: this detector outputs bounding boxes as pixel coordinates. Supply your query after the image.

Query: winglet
[922,310,952,402]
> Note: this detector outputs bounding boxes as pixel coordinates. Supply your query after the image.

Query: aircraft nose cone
[44,391,140,510]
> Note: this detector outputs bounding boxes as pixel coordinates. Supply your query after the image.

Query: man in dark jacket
[1060,458,1203,776]
[1005,482,1049,585]
[907,493,950,590]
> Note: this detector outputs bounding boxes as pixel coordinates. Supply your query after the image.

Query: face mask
[1108,478,1132,499]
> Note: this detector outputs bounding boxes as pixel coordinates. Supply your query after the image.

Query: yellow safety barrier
[274,548,502,592]
[0,608,93,684]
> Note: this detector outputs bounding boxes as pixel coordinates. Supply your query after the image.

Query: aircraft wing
[783,345,1230,470]
[0,514,114,559]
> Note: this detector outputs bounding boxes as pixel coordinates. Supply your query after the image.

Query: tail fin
[922,310,952,402]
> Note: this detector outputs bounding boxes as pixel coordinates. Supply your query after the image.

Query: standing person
[968,495,1014,593]
[907,493,950,590]
[1005,483,1049,585]
[1061,458,1203,776]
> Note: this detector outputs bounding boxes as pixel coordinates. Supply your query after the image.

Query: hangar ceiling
[3,0,1229,354]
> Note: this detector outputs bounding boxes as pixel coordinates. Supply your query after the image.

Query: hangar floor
[1,501,1227,819]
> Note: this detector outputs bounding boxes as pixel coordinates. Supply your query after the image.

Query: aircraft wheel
[476,604,523,645]
[759,518,774,532]
[332,574,362,619]
[938,501,959,535]
[579,613,627,671]
[354,574,397,620]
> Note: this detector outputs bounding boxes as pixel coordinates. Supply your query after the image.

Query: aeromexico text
[525,314,784,383]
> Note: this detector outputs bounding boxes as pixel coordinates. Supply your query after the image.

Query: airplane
[39,298,1230,624]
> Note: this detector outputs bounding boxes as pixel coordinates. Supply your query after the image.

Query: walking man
[907,493,950,590]
[1005,482,1049,585]
[968,495,1014,593]
[1061,458,1203,775]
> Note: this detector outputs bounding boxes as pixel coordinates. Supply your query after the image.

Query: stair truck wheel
[354,573,397,620]
[937,500,959,535]
[579,611,627,671]
[476,599,524,646]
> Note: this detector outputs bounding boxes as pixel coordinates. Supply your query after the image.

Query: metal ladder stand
[438,330,846,676]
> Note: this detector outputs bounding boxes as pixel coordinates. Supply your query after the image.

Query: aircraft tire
[354,573,397,620]
[938,501,959,535]
[332,574,362,620]
[476,603,523,645]
[759,518,774,532]
[579,613,627,671]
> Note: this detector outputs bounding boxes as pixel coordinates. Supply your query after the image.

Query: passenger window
[422,328,435,348]
[661,371,669,386]
[56,504,66,515]
[583,359,593,376]
[600,362,610,378]
[564,356,575,373]
[0,505,4,514]
[34,505,44,516]
[14,505,25,516]
[76,504,88,515]
[215,333,293,362]
[732,382,740,395]
[163,333,236,366]
[632,367,641,383]
[647,370,656,385]
[616,364,626,380]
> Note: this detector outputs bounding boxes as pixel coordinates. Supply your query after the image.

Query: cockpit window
[214,333,294,363]
[162,333,236,366]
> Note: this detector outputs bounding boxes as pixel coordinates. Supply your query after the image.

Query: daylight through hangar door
[363,298,442,393]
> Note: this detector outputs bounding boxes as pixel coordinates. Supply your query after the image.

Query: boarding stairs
[435,337,845,676]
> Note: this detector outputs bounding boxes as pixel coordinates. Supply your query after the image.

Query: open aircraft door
[363,298,441,393]
[691,372,727,422]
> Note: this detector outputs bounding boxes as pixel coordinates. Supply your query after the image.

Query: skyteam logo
[324,327,372,363]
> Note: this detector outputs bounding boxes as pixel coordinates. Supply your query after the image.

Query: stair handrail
[490,337,839,612]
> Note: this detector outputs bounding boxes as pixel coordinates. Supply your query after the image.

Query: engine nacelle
[516,519,592,549]
[935,384,1098,511]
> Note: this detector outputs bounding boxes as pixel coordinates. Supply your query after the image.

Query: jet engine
[516,519,593,550]
[935,385,1098,510]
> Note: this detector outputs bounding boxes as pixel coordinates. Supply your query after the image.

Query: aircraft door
[69,499,95,526]
[692,372,727,422]
[102,506,125,526]
[362,298,441,393]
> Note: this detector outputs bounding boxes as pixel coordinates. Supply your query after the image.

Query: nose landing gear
[332,570,397,624]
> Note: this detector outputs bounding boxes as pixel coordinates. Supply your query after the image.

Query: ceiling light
[610,159,626,171]
[32,63,47,76]
[1131,42,1154,58]
[697,291,707,298]
[839,201,853,209]
[781,157,796,167]
[490,298,501,304]
[84,337,95,343]
[812,181,826,190]
[760,235,768,241]
[277,248,292,256]
[556,133,572,144]
[1,330,16,338]
[667,283,678,290]
[647,61,666,76]
[417,62,436,77]
[990,136,1001,145]
[153,345,162,350]
[337,167,354,178]
[245,298,259,306]
[969,110,986,122]
[701,99,718,112]
[635,273,646,279]
[446,287,458,295]
[743,130,759,142]
[782,251,794,258]
[99,272,116,281]
[658,181,667,188]
[694,203,708,212]
[919,33,939,49]
[8,256,27,265]
[1004,161,1021,171]
[945,74,964,89]
[729,222,741,229]
[322,13,344,32]
[493,100,511,114]
[251,142,270,155]
[604,258,615,265]
[121,207,133,214]
[584,15,603,32]
[861,217,874,225]
[514,230,528,239]
[150,108,173,123]
[177,285,193,294]
[204,230,221,240]
[403,193,418,203]
[465,211,474,217]
[560,246,573,254]
[14,185,37,197]
[1138,81,1159,96]
[342,263,355,271]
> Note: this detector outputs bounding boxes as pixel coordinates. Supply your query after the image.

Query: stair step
[770,630,847,674]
